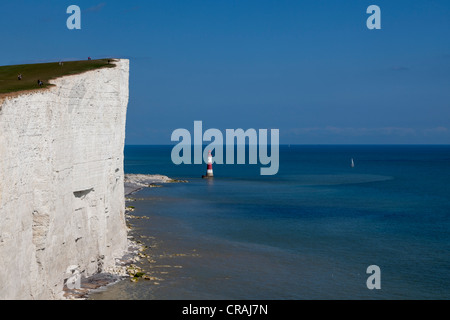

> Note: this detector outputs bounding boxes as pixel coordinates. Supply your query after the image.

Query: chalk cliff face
[0,59,129,299]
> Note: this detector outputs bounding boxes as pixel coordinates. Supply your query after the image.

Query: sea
[89,145,450,300]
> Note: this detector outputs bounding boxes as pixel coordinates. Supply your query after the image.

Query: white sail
[351,158,355,168]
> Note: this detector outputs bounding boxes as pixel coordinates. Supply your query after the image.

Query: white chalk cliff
[0,59,130,299]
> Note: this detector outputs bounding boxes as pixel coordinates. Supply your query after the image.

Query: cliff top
[0,58,117,96]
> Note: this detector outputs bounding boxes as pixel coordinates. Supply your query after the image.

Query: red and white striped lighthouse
[202,150,214,178]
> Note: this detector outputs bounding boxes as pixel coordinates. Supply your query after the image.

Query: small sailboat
[351,158,355,168]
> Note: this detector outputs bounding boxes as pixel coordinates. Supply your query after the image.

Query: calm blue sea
[91,145,450,299]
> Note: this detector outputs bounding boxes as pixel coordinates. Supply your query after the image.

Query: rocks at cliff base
[65,174,188,299]
[63,273,124,300]
[124,174,188,195]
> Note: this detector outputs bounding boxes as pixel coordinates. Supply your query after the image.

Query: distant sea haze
[90,145,450,299]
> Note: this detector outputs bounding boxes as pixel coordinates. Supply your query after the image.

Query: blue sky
[1,0,449,144]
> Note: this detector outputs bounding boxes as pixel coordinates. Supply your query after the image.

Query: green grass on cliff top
[0,59,116,95]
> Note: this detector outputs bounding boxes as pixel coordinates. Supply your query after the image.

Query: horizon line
[124,143,450,146]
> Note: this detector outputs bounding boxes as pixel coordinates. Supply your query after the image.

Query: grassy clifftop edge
[0,58,117,96]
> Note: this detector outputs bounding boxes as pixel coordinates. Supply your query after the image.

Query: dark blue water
[92,145,450,299]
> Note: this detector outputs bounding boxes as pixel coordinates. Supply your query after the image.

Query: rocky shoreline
[63,174,187,300]
[124,174,188,195]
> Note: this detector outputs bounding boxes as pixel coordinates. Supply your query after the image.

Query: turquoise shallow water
[90,145,450,299]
